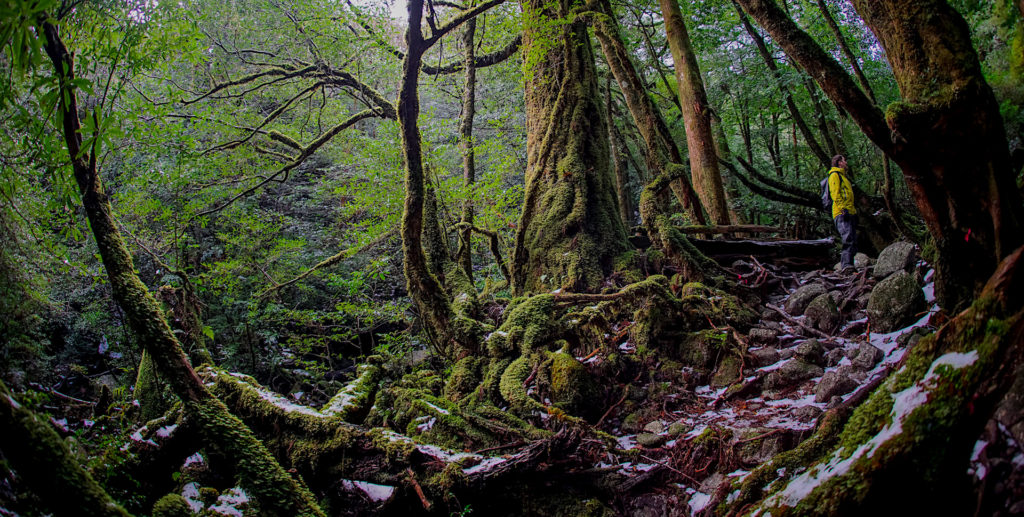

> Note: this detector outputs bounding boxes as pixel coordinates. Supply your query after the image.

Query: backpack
[820,171,839,212]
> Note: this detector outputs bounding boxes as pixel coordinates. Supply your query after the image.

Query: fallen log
[677,224,783,235]
[691,237,834,267]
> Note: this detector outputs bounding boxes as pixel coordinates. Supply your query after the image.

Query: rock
[873,241,917,279]
[826,396,843,409]
[636,432,667,448]
[667,422,690,435]
[841,319,868,337]
[748,328,778,344]
[762,320,783,331]
[784,283,828,316]
[815,369,859,402]
[644,420,665,434]
[794,339,826,367]
[764,359,824,390]
[867,271,926,333]
[711,355,743,388]
[805,294,841,334]
[854,253,873,268]
[750,347,781,367]
[794,405,823,422]
[850,343,885,370]
[824,348,845,367]
[735,427,797,465]
[778,348,795,361]
[762,309,782,322]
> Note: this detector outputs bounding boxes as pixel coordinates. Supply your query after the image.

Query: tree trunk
[658,0,731,225]
[456,18,477,281]
[735,0,1024,311]
[512,0,630,294]
[40,20,324,516]
[592,0,707,225]
[606,79,635,227]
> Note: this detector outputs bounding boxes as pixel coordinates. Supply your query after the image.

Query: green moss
[545,351,598,416]
[152,494,193,517]
[444,356,484,402]
[499,355,545,412]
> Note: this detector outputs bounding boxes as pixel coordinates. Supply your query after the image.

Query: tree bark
[735,0,1024,311]
[512,0,630,294]
[456,18,477,280]
[658,0,731,225]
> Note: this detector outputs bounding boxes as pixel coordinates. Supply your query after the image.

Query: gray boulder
[854,252,873,269]
[873,241,917,279]
[785,283,828,316]
[794,339,826,367]
[867,271,927,333]
[850,343,885,370]
[805,294,841,334]
[815,369,859,402]
[750,347,781,367]
[764,359,825,390]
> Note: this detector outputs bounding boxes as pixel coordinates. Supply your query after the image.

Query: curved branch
[196,109,379,217]
[181,64,316,105]
[423,35,522,75]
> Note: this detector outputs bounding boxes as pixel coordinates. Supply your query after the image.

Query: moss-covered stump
[718,247,1024,515]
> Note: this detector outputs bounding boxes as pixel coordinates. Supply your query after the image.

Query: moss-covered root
[729,247,1024,515]
[320,363,382,423]
[0,380,133,517]
[186,397,325,517]
[638,171,725,287]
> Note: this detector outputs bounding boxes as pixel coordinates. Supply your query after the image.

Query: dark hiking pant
[835,213,858,268]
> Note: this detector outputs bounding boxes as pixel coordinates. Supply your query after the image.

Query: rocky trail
[593,240,1015,515]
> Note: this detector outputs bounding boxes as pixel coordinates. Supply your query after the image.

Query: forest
[1,0,1023,515]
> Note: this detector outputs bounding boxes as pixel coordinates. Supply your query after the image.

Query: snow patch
[156,424,178,438]
[208,487,249,516]
[183,452,205,468]
[688,491,712,514]
[182,482,203,513]
[341,480,396,502]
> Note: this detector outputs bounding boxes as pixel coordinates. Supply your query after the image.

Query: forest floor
[9,252,1024,516]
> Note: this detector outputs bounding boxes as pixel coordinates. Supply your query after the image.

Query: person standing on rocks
[828,155,858,270]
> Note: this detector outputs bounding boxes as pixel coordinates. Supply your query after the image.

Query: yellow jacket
[828,167,856,218]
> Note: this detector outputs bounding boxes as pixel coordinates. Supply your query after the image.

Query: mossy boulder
[152,494,193,517]
[867,271,926,333]
[711,354,743,388]
[804,294,841,334]
[873,241,917,279]
[546,352,598,416]
[784,283,827,316]
[675,329,729,370]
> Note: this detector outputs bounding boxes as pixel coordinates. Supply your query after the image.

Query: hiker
[827,155,857,269]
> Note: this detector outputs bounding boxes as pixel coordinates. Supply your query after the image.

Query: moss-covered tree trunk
[512,0,630,294]
[456,18,477,280]
[40,20,324,516]
[659,0,731,226]
[736,0,1024,312]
